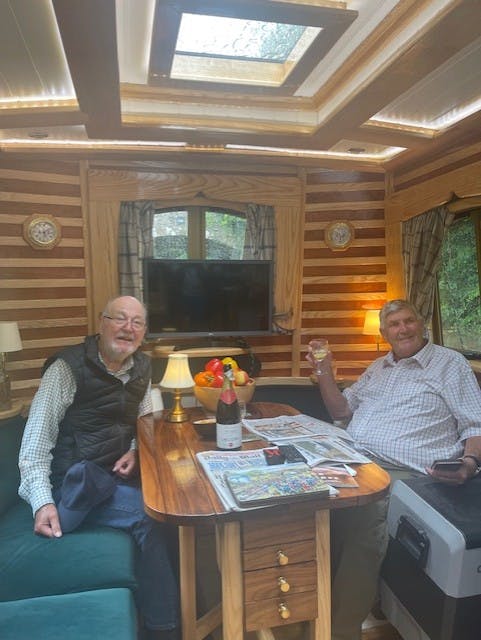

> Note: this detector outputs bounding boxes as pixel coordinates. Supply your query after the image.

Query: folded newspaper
[241,414,371,466]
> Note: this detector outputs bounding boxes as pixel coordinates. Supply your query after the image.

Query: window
[152,206,246,260]
[437,211,481,355]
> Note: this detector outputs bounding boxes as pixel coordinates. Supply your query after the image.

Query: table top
[137,402,391,526]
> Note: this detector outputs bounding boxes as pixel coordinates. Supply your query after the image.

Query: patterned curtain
[243,203,276,260]
[118,201,155,299]
[402,205,454,322]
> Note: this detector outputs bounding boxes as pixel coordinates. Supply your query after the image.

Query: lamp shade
[160,353,194,390]
[0,322,22,353]
[362,310,380,336]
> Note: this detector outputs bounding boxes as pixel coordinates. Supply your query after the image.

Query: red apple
[234,370,249,386]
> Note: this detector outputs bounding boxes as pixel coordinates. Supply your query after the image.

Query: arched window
[153,206,246,259]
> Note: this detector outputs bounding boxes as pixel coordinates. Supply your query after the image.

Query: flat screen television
[143,259,274,339]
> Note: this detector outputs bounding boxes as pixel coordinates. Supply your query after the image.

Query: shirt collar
[98,350,134,376]
[383,340,433,368]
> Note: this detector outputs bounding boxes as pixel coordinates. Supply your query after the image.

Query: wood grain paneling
[0,160,86,402]
[301,169,386,379]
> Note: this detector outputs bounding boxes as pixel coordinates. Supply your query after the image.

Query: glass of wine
[308,339,330,375]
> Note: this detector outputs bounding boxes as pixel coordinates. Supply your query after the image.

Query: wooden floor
[242,618,403,640]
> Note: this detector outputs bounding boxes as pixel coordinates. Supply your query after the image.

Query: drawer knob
[278,603,291,620]
[277,550,288,566]
[278,577,290,592]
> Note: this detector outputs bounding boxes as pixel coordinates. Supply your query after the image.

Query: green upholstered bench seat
[0,501,137,602]
[0,587,137,640]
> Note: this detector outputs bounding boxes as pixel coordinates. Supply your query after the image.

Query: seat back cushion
[0,587,137,640]
[0,415,26,516]
[0,502,137,602]
[252,381,332,423]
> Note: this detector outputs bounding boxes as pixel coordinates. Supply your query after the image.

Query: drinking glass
[308,339,330,375]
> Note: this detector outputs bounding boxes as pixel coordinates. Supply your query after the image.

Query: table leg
[179,525,197,640]
[308,509,330,640]
[217,521,244,640]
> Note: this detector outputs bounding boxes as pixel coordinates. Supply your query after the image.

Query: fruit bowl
[193,379,256,414]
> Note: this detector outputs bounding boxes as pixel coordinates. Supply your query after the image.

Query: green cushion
[0,502,137,602]
[0,588,137,640]
[0,415,25,516]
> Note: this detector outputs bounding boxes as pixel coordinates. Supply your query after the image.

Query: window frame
[152,204,246,259]
[433,207,481,355]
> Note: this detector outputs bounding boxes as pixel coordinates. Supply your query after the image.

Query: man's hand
[427,457,477,486]
[112,450,137,479]
[34,503,62,538]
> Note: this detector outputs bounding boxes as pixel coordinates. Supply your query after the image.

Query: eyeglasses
[102,315,146,331]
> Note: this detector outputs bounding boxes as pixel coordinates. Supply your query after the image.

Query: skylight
[171,13,320,87]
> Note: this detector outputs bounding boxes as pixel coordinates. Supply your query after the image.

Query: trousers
[330,465,422,640]
[58,478,179,631]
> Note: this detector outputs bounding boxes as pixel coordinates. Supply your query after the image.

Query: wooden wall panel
[86,167,305,379]
[301,169,387,380]
[0,160,86,402]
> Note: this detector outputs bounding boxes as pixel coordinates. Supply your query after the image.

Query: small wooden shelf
[152,346,248,359]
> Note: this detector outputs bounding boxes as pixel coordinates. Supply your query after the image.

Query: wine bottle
[216,364,242,450]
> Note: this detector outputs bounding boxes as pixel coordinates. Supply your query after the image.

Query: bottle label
[216,422,242,450]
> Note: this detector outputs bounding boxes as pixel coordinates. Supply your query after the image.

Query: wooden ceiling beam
[310,0,481,149]
[52,0,121,137]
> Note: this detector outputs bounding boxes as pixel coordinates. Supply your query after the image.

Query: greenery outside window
[152,206,246,259]
[436,210,481,355]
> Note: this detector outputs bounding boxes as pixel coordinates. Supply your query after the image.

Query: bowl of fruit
[193,357,256,414]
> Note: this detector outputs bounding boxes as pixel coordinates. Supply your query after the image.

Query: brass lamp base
[0,370,12,412]
[166,389,189,423]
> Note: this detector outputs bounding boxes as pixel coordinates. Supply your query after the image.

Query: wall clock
[23,214,61,250]
[325,221,354,251]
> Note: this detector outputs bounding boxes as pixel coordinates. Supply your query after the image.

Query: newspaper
[241,414,370,467]
[288,436,371,467]
[242,414,354,443]
[196,449,337,512]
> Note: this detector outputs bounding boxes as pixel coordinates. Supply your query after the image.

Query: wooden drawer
[244,560,317,601]
[242,510,315,549]
[245,590,318,631]
[243,538,316,571]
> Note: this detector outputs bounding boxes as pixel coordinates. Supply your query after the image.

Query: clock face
[23,214,61,249]
[325,221,354,251]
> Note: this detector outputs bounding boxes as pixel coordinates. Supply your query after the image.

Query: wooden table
[137,402,390,640]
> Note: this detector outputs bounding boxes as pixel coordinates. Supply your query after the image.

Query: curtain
[118,201,155,299]
[243,203,276,260]
[402,204,454,322]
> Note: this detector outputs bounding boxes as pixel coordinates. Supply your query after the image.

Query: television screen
[143,259,273,338]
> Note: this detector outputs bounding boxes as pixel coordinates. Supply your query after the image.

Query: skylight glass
[170,13,321,87]
[176,13,316,62]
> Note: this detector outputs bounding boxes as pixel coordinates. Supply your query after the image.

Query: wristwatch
[460,455,481,476]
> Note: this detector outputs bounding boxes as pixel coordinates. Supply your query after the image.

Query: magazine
[242,414,353,443]
[225,464,331,508]
[196,449,337,512]
[311,465,360,488]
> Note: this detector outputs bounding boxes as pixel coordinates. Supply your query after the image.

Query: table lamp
[362,309,381,352]
[0,322,22,411]
[160,353,195,422]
